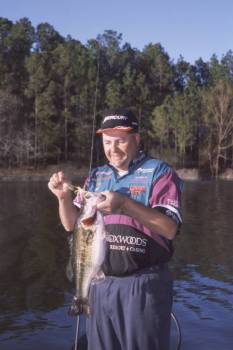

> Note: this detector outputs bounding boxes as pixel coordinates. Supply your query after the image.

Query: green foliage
[105,79,122,110]
[0,17,34,93]
[151,87,201,166]
[0,17,233,176]
[35,23,64,52]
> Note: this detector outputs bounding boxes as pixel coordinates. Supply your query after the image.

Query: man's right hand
[48,171,72,200]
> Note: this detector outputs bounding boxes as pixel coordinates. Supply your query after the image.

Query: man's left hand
[97,191,126,214]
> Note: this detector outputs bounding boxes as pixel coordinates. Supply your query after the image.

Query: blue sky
[1,0,233,63]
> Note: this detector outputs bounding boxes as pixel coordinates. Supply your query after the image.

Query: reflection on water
[172,265,233,350]
[172,181,233,350]
[174,181,233,278]
[0,183,70,313]
[0,181,232,349]
[174,265,233,314]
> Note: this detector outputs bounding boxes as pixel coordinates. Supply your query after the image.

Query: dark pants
[86,265,173,350]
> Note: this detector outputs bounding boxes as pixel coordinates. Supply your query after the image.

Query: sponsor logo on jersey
[167,198,179,207]
[129,185,146,196]
[136,167,154,173]
[96,170,113,176]
[109,244,146,254]
[107,234,147,247]
[131,176,149,183]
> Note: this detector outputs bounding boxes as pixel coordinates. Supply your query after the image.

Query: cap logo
[103,115,128,123]
[96,111,139,134]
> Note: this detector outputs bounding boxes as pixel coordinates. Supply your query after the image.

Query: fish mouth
[80,193,105,227]
[81,211,97,226]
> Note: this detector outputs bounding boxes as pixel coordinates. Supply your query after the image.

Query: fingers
[58,171,65,182]
[99,191,110,199]
[97,191,115,213]
[97,191,125,213]
[96,200,106,211]
[96,192,109,212]
[48,171,65,190]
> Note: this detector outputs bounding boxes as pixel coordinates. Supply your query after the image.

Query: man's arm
[97,191,178,240]
[48,171,78,231]
[58,193,78,231]
[122,196,178,240]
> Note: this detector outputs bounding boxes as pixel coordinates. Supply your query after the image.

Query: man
[48,109,183,350]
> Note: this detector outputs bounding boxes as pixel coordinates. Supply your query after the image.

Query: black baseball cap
[96,110,139,134]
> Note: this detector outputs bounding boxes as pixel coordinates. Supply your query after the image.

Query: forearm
[58,193,78,231]
[122,196,178,240]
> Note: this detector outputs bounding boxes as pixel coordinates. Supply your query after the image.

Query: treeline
[1,17,233,176]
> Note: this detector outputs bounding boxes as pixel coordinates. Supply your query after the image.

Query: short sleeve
[149,170,183,224]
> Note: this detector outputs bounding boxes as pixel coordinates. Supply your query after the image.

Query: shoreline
[0,165,88,183]
[0,166,233,182]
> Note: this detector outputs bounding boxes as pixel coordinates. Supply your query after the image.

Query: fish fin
[66,257,74,282]
[66,234,74,281]
[68,297,90,316]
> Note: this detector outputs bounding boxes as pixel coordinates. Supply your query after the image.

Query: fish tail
[68,296,90,316]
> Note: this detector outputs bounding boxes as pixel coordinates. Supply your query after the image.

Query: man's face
[102,130,140,171]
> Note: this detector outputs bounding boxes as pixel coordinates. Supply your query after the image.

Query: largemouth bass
[68,189,106,316]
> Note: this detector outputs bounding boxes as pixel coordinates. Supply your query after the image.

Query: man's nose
[111,142,118,152]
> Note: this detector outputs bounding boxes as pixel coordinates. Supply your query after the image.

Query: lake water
[0,180,232,350]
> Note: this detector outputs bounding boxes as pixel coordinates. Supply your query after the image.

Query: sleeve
[149,170,183,225]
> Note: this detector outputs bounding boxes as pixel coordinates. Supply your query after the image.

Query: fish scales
[68,190,106,316]
[74,227,94,299]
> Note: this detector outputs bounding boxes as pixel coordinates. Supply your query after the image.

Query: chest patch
[129,185,146,196]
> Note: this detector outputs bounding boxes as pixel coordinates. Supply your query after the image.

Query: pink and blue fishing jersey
[74,152,183,276]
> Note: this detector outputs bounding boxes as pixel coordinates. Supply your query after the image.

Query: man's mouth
[112,156,123,161]
[112,152,124,157]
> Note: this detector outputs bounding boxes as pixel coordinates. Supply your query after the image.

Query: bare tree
[0,90,20,166]
[202,80,233,176]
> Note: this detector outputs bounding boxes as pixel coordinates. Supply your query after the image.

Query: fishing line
[73,41,100,350]
[88,41,100,177]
